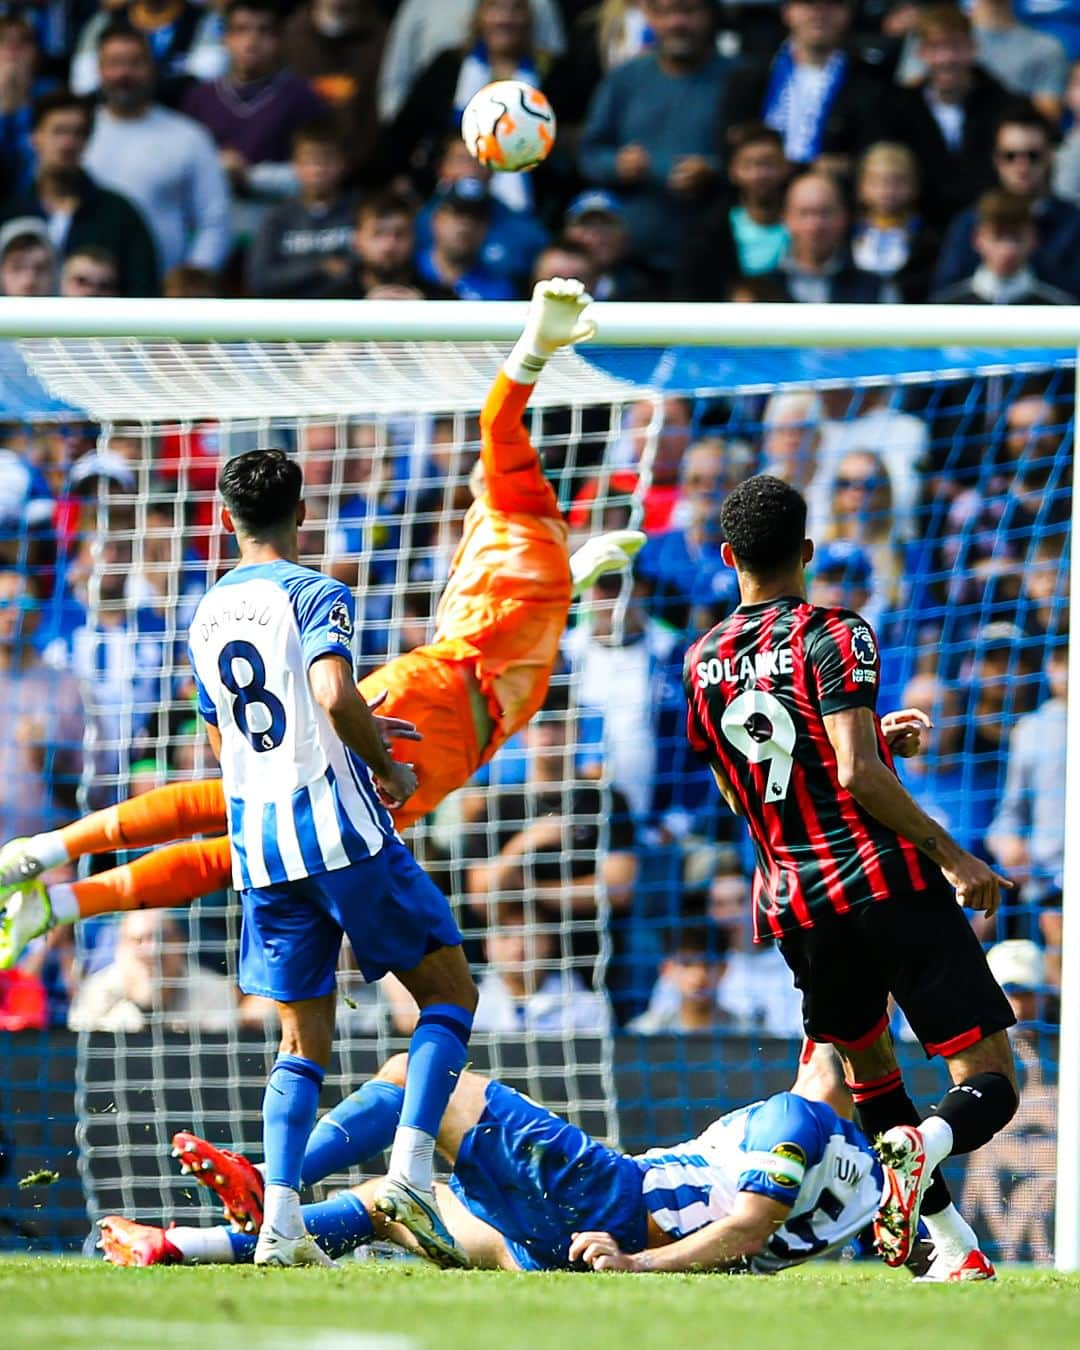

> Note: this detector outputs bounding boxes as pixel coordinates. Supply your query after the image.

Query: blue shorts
[238,838,462,1002]
[449,1081,648,1271]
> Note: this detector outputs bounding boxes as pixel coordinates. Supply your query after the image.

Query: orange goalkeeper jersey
[422,369,572,756]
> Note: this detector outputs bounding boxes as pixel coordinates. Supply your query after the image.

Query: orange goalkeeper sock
[49,838,232,922]
[44,781,229,866]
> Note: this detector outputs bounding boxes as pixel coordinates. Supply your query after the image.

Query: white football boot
[253,1225,337,1268]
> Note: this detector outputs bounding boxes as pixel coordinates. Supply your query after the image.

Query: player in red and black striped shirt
[685,475,1018,1281]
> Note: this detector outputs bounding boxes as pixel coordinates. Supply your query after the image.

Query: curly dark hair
[720,474,807,576]
[218,448,302,535]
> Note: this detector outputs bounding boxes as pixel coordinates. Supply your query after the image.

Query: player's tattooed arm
[568,1193,790,1274]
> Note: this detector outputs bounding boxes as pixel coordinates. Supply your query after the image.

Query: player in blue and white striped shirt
[188,448,477,1270]
[100,1043,904,1276]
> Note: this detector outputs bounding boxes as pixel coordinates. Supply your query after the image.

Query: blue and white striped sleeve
[291,575,356,669]
[736,1093,830,1205]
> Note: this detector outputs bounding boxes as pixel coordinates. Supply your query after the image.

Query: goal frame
[5,296,1076,1270]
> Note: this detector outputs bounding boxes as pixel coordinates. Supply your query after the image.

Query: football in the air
[461,79,556,173]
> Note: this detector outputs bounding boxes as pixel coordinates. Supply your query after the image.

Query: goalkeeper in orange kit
[0,279,643,968]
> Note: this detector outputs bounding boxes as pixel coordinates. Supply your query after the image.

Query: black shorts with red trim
[777,880,1016,1057]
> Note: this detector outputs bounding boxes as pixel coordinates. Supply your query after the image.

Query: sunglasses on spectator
[0,595,39,611]
[996,148,1045,163]
[835,476,883,492]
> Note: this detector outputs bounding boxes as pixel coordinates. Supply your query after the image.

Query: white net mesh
[29,340,643,1233]
[5,335,1068,1263]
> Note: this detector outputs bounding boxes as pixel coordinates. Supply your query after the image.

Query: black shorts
[777,882,1016,1058]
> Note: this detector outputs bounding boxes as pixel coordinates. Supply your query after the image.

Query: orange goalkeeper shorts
[358,649,484,832]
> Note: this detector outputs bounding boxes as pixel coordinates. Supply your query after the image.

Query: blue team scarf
[452,43,541,119]
[763,42,848,164]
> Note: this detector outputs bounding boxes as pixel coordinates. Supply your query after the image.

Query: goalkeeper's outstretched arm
[477,278,595,513]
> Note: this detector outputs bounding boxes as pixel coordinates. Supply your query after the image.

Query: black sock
[929,1073,1019,1156]
[849,1069,952,1215]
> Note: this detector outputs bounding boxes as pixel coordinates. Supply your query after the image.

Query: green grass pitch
[6,1258,1080,1350]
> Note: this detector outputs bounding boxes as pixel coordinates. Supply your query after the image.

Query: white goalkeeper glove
[506,277,596,383]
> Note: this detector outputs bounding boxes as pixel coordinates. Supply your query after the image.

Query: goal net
[4,323,1071,1266]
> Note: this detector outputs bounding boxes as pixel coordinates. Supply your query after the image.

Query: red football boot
[97,1216,181,1267]
[171,1131,264,1232]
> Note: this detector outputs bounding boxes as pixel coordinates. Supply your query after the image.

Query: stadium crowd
[0,0,1069,1062]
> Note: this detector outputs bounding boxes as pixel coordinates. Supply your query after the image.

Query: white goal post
[4,297,1076,1270]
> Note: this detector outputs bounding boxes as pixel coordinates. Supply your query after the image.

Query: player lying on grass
[98,1041,905,1276]
[0,278,643,967]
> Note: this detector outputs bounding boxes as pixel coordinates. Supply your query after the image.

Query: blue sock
[263,1054,325,1191]
[226,1229,258,1262]
[302,1192,375,1258]
[400,1003,473,1137]
[224,1193,374,1264]
[301,1081,404,1187]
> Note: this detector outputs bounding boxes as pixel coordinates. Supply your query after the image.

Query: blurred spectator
[0,16,49,197]
[808,539,872,614]
[60,245,118,297]
[0,216,55,294]
[895,672,997,859]
[377,0,565,123]
[935,107,1080,299]
[473,906,612,1033]
[628,918,732,1033]
[529,236,598,291]
[416,178,515,299]
[602,395,692,532]
[817,452,903,623]
[973,1,1068,123]
[0,439,54,580]
[415,137,548,292]
[464,681,638,930]
[84,25,231,278]
[578,0,728,275]
[635,436,744,634]
[0,568,82,842]
[987,644,1065,973]
[248,120,355,298]
[183,0,328,235]
[759,170,897,302]
[850,141,939,301]
[814,385,928,541]
[722,0,890,174]
[959,624,1044,846]
[1052,60,1080,205]
[675,121,789,301]
[283,0,385,177]
[563,190,661,300]
[555,1,652,130]
[163,264,218,297]
[932,189,1076,303]
[381,0,555,214]
[760,389,823,493]
[901,1,1067,124]
[883,5,1013,228]
[0,90,158,297]
[68,910,239,1032]
[327,189,454,299]
[0,967,48,1030]
[986,939,1046,1021]
[71,1,227,105]
[564,573,669,817]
